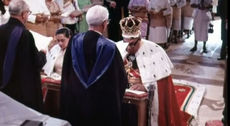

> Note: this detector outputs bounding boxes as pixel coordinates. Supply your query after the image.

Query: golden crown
[119,14,142,38]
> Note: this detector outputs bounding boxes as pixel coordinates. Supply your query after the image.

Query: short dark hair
[55,27,72,38]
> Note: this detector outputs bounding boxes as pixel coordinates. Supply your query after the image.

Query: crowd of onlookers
[0,0,220,50]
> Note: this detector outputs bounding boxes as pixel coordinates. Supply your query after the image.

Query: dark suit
[0,17,46,112]
[217,1,228,125]
[104,0,123,41]
[217,0,227,59]
[0,0,5,15]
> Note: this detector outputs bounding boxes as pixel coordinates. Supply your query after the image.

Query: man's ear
[103,20,108,31]
[21,11,27,19]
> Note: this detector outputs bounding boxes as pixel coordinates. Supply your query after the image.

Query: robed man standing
[0,0,46,112]
[60,5,128,126]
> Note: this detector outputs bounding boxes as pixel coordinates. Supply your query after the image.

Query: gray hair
[9,0,29,16]
[86,5,109,26]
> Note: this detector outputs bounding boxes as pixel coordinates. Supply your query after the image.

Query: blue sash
[1,26,23,89]
[71,33,116,89]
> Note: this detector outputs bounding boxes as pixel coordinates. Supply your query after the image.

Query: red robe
[157,76,187,126]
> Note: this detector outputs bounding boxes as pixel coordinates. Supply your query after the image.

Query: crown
[119,14,142,38]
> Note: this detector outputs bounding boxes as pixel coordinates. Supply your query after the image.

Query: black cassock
[0,18,46,112]
[104,0,123,42]
[60,31,128,126]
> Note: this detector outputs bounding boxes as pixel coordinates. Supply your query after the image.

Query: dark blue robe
[60,31,128,126]
[0,18,46,112]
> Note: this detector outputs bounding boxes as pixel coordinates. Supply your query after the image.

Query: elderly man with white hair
[0,0,46,112]
[60,5,128,126]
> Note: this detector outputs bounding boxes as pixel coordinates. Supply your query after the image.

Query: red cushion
[205,120,223,126]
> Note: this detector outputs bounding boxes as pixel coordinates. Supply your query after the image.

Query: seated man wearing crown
[116,15,187,126]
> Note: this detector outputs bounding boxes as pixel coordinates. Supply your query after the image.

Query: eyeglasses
[107,19,111,24]
[104,19,111,25]
[25,10,32,15]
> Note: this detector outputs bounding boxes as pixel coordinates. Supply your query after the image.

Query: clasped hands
[35,12,62,23]
[128,77,146,92]
[69,10,83,18]
[35,14,49,23]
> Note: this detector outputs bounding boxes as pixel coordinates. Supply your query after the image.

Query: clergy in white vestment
[148,0,172,49]
[117,15,188,126]
[181,0,194,38]
[24,0,51,36]
[171,0,186,43]
[190,0,212,53]
[55,0,82,34]
[171,0,186,30]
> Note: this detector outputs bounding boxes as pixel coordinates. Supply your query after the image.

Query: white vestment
[25,0,50,23]
[149,27,168,43]
[192,0,212,41]
[148,0,172,43]
[56,0,80,25]
[0,6,9,25]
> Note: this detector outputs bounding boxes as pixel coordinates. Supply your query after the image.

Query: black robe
[0,18,46,112]
[104,0,123,42]
[60,31,128,126]
[217,0,227,59]
[0,0,5,15]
